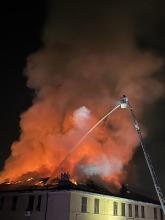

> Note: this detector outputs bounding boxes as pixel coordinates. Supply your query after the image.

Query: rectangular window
[160,209,163,220]
[128,204,133,217]
[154,208,157,219]
[81,197,87,213]
[135,205,139,218]
[0,197,4,210]
[26,195,35,211]
[114,202,118,216]
[141,206,145,218]
[36,195,42,211]
[11,196,18,211]
[94,199,99,214]
[121,203,125,216]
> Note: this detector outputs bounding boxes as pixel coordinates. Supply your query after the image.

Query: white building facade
[0,189,164,220]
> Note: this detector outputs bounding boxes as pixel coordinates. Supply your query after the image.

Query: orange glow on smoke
[0,99,139,188]
[0,44,163,189]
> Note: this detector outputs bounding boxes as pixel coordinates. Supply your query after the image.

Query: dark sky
[0,1,46,168]
[0,0,165,198]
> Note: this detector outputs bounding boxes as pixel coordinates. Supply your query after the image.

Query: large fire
[0,91,162,189]
[1,102,140,188]
[0,2,164,190]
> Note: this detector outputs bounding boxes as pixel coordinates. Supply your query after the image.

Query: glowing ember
[26,177,34,182]
[70,179,78,185]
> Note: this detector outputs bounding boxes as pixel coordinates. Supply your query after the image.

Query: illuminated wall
[0,190,164,220]
[69,191,164,220]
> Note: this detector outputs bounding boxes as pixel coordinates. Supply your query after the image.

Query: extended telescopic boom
[120,95,165,215]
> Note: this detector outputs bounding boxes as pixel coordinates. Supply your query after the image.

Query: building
[0,184,164,220]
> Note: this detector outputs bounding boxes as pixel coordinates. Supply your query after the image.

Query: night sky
[0,0,165,197]
[0,2,46,168]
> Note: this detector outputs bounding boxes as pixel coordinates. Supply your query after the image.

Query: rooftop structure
[0,175,164,220]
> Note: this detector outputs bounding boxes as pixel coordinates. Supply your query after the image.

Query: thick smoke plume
[0,1,164,188]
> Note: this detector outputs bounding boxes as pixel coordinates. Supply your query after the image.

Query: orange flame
[0,14,164,189]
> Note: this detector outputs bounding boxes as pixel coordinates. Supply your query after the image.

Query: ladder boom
[120,95,165,215]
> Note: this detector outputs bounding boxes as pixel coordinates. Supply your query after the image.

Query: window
[81,197,87,213]
[26,195,35,211]
[11,196,18,211]
[114,202,118,216]
[141,206,145,218]
[135,205,139,218]
[94,199,99,214]
[160,209,163,220]
[36,195,42,211]
[154,208,157,219]
[121,203,125,216]
[0,197,4,210]
[128,204,133,217]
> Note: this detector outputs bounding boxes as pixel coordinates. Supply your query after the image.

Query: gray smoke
[0,0,165,194]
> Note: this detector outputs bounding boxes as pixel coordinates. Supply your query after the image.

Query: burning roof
[0,172,159,205]
[0,1,164,198]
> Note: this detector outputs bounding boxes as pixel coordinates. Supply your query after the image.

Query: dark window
[81,197,87,213]
[26,196,35,211]
[0,197,4,210]
[114,202,118,216]
[121,203,125,216]
[135,205,139,218]
[141,206,145,218]
[11,196,18,211]
[128,204,133,217]
[94,199,99,214]
[160,209,163,220]
[36,195,42,211]
[154,208,157,219]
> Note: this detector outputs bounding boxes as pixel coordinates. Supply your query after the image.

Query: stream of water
[48,104,120,183]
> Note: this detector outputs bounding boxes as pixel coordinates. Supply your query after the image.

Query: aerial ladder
[48,95,165,214]
[120,95,165,215]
